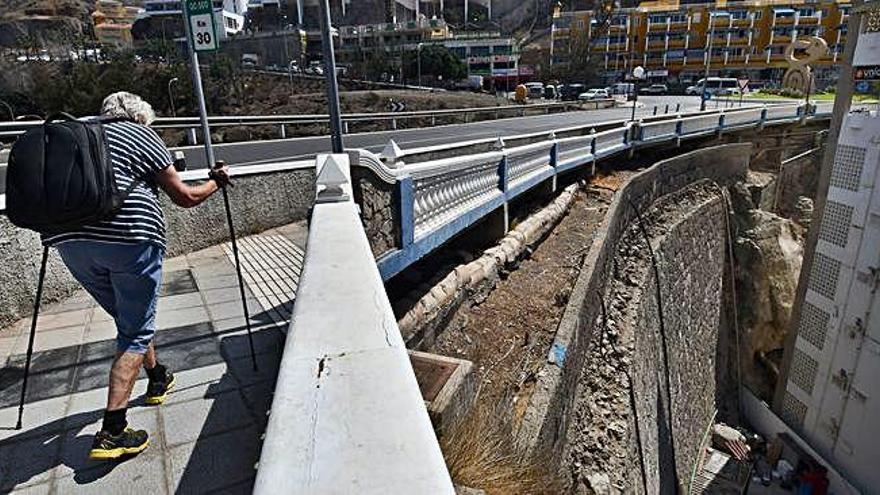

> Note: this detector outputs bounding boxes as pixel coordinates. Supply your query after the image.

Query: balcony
[798,16,819,25]
[728,37,750,46]
[772,35,793,44]
[668,21,688,30]
[648,40,666,49]
[667,39,686,49]
[774,16,796,25]
[732,18,752,27]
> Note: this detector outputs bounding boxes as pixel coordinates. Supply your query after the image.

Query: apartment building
[333,19,525,82]
[551,0,851,86]
[92,0,143,47]
[135,0,249,40]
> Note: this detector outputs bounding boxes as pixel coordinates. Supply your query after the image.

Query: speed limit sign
[185,0,218,52]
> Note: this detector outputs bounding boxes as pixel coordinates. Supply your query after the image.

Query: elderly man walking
[41,92,230,459]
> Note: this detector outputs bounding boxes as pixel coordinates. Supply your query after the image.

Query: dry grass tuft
[440,399,564,495]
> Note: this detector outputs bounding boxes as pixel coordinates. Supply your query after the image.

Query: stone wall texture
[351,167,398,258]
[516,143,751,489]
[0,168,314,329]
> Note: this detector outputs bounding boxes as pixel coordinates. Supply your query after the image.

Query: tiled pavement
[0,222,307,494]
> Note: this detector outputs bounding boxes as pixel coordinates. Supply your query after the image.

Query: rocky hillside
[0,0,95,47]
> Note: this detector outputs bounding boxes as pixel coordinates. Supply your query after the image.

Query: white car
[578,88,610,100]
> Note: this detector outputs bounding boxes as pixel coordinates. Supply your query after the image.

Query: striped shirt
[43,120,172,249]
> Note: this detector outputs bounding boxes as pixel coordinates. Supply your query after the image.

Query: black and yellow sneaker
[145,370,176,405]
[89,428,150,460]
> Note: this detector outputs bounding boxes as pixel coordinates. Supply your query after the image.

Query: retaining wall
[0,167,314,329]
[516,143,751,480]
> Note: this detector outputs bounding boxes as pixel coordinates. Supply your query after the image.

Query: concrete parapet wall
[0,167,314,330]
[516,143,751,481]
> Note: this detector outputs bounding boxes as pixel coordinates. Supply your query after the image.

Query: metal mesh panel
[829,145,865,191]
[808,253,841,300]
[781,391,808,429]
[789,348,819,394]
[819,201,854,248]
[798,302,830,350]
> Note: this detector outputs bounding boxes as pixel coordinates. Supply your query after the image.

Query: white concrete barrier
[254,154,454,494]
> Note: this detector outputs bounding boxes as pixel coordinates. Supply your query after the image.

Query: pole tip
[15,420,22,430]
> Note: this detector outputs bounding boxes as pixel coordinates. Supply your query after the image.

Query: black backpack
[6,112,137,234]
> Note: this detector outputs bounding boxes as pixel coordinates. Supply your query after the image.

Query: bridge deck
[0,222,306,494]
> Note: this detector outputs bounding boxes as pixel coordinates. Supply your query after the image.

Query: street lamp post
[700,11,729,111]
[167,77,179,117]
[318,0,344,153]
[417,43,423,87]
[631,65,645,122]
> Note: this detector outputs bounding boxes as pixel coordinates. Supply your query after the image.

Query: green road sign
[185,0,218,52]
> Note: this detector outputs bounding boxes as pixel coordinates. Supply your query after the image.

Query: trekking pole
[214,161,258,372]
[17,246,49,429]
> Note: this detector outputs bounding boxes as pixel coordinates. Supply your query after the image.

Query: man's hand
[209,163,232,188]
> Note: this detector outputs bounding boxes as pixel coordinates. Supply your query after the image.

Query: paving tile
[218,327,285,361]
[1,346,79,408]
[168,425,262,494]
[11,325,85,355]
[52,406,161,485]
[161,363,238,406]
[82,320,118,345]
[153,324,223,375]
[156,292,204,313]
[162,390,254,447]
[0,433,62,491]
[161,256,190,272]
[201,287,245,305]
[0,394,70,442]
[192,275,239,291]
[33,309,91,332]
[206,300,260,323]
[90,307,114,324]
[154,306,209,330]
[41,297,94,316]
[159,269,199,297]
[52,444,168,494]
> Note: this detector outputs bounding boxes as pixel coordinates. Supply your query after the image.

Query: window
[730,10,748,20]
[492,45,511,55]
[649,14,668,23]
[752,11,762,20]
[470,46,490,56]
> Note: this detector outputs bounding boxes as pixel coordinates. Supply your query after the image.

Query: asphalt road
[178,95,708,169]
[0,96,707,194]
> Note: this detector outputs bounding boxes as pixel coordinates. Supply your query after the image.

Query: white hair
[101,92,157,125]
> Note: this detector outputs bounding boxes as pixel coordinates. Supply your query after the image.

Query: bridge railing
[355,101,818,280]
[0,100,612,141]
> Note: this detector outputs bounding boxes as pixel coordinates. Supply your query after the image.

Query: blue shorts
[57,241,164,354]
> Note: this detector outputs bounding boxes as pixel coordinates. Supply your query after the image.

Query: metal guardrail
[0,100,609,142]
[353,102,821,280]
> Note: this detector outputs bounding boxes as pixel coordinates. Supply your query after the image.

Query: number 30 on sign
[186,0,218,52]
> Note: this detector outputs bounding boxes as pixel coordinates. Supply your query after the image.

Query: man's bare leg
[143,343,157,371]
[107,352,145,411]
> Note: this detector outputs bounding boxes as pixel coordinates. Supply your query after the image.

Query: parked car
[525,82,545,99]
[609,82,636,101]
[685,77,738,96]
[543,85,558,100]
[559,83,586,101]
[640,84,668,95]
[579,88,610,100]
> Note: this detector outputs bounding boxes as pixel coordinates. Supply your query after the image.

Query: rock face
[734,209,804,401]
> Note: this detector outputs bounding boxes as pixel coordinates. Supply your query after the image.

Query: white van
[686,77,739,96]
[609,82,635,100]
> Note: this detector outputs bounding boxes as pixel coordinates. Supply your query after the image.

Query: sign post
[737,77,749,107]
[182,0,217,167]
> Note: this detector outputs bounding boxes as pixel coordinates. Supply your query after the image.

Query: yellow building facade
[551,0,852,86]
[92,0,143,48]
